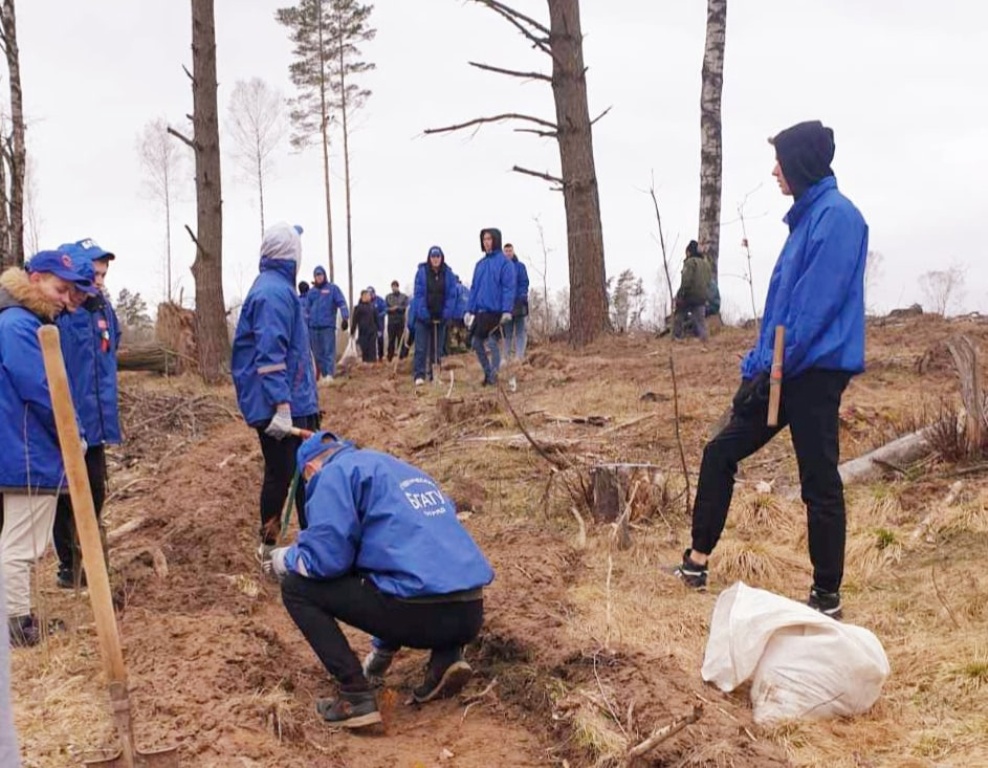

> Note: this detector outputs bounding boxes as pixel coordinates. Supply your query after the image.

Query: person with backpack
[1,249,97,646]
[53,239,122,590]
[672,240,712,342]
[306,266,349,383]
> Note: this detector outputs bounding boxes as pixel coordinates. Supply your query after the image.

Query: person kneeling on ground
[265,431,494,728]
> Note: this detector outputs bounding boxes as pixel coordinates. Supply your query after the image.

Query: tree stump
[590,463,665,524]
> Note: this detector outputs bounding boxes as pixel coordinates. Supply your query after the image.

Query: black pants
[256,413,320,544]
[355,331,378,362]
[53,445,108,574]
[691,368,851,593]
[376,330,385,360]
[281,573,484,689]
[387,319,404,360]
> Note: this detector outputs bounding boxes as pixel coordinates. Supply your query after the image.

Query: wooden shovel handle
[767,325,785,427]
[38,325,128,685]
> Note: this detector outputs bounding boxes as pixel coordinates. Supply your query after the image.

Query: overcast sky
[15,0,988,320]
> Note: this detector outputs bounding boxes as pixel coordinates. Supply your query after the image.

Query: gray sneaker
[316,689,382,729]
[362,648,395,686]
[808,587,843,620]
[670,549,708,590]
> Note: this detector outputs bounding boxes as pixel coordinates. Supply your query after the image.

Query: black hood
[771,120,835,199]
[479,227,502,253]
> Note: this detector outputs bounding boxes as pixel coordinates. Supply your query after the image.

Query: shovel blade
[84,746,180,767]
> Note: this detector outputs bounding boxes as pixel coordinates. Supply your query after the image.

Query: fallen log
[117,343,183,374]
[838,427,932,485]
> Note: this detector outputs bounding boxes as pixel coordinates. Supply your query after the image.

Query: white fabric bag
[338,335,359,367]
[701,582,890,724]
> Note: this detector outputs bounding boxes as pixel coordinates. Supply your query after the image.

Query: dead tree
[169,0,230,383]
[0,0,26,268]
[426,0,609,348]
[697,0,727,281]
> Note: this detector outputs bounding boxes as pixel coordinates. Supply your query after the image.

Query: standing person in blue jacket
[501,243,529,363]
[306,265,349,383]
[411,246,458,386]
[368,287,387,363]
[672,121,868,620]
[464,228,516,386]
[53,239,122,590]
[265,431,494,728]
[232,223,321,564]
[0,249,97,646]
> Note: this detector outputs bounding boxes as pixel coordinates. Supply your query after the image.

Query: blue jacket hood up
[468,228,516,314]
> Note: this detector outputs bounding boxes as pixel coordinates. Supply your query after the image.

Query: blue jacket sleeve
[516,262,530,300]
[333,285,349,321]
[442,268,458,320]
[782,207,867,377]
[500,258,517,313]
[6,322,59,438]
[286,467,360,578]
[413,266,428,322]
[467,263,481,314]
[251,292,294,406]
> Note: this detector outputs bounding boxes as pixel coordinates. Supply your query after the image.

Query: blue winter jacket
[413,262,459,323]
[56,294,122,445]
[0,271,67,492]
[284,439,495,598]
[372,295,387,329]
[741,176,868,380]
[306,268,349,329]
[512,259,530,303]
[467,251,516,314]
[453,282,470,321]
[232,258,318,426]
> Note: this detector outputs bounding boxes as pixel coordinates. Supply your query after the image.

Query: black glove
[731,371,770,415]
[341,319,349,332]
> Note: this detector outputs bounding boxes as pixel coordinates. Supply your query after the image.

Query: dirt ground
[10,313,988,767]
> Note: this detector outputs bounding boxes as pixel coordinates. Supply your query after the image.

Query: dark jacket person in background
[673,120,868,621]
[672,240,712,342]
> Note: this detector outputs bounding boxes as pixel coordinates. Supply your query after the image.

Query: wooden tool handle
[767,325,785,427]
[38,325,128,685]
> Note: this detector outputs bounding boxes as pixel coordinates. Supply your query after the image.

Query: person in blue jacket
[368,287,387,362]
[305,266,349,382]
[411,245,458,386]
[265,431,494,728]
[673,121,868,620]
[0,249,97,646]
[501,243,529,363]
[53,239,122,590]
[231,223,320,564]
[464,228,516,386]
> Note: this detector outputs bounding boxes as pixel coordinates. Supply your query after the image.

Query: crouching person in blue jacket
[265,431,494,729]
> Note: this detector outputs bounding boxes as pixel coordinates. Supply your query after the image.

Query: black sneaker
[670,549,708,590]
[315,689,382,729]
[412,651,473,703]
[9,614,67,648]
[362,648,395,687]
[808,587,843,620]
[57,567,87,590]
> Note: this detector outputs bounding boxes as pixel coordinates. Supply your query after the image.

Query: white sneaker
[414,378,426,387]
[318,375,334,387]
[508,376,517,393]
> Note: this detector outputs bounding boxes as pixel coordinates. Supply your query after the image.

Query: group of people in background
[294,227,531,389]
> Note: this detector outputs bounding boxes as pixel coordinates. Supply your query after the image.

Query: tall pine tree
[328,0,374,310]
[277,0,337,281]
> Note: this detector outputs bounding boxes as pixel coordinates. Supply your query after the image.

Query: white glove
[500,312,512,326]
[464,312,475,329]
[262,547,290,580]
[265,404,293,440]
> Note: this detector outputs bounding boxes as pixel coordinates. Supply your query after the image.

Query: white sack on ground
[701,581,890,724]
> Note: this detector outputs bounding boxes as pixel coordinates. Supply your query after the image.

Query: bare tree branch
[182,64,195,84]
[424,113,558,136]
[514,127,558,138]
[590,106,613,126]
[513,165,563,186]
[469,0,551,56]
[183,224,201,250]
[167,126,197,151]
[468,60,551,82]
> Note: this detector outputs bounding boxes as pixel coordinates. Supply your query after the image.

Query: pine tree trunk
[339,49,355,311]
[190,0,229,383]
[547,0,609,347]
[0,135,9,269]
[698,0,727,279]
[317,2,335,282]
[1,0,26,267]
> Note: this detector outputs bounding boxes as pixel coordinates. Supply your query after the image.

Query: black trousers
[386,318,405,360]
[281,573,484,689]
[691,368,851,593]
[53,445,107,573]
[256,413,320,544]
[376,330,385,360]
